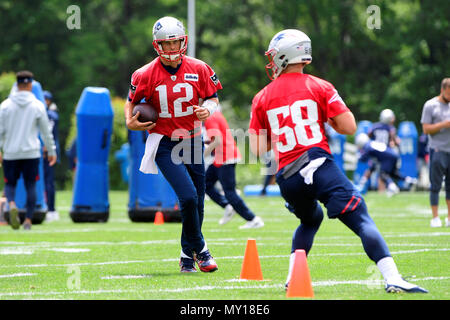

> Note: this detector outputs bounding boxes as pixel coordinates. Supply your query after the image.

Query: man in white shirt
[0,71,57,230]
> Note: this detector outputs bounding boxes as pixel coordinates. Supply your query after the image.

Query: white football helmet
[152,16,187,62]
[355,133,370,149]
[265,29,312,80]
[379,109,395,124]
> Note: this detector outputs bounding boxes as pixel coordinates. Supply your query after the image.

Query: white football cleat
[386,183,400,198]
[239,216,264,229]
[385,277,428,293]
[219,204,236,225]
[430,217,442,228]
[46,211,60,222]
[445,217,450,227]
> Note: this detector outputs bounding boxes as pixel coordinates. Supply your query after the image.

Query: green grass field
[0,190,448,301]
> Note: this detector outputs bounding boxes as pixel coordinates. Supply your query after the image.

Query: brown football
[132,103,159,123]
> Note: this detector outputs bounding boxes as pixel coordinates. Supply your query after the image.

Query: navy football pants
[43,158,56,211]
[2,158,40,220]
[155,136,206,258]
[276,158,391,263]
[205,163,255,221]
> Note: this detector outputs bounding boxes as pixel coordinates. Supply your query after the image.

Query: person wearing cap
[43,90,60,222]
[0,71,57,230]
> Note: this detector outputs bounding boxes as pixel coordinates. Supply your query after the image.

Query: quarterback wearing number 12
[249,29,427,293]
[124,16,221,273]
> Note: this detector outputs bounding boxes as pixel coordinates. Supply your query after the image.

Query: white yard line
[0,273,36,279]
[0,276,447,298]
[101,275,152,280]
[1,248,448,269]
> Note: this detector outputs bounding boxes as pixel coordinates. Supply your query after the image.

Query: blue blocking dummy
[70,87,113,222]
[8,80,48,224]
[127,130,181,222]
[397,121,418,189]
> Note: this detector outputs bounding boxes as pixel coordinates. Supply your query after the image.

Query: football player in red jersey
[124,16,221,273]
[249,29,427,293]
[204,110,264,229]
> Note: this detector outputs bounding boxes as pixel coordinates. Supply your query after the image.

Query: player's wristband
[203,99,218,116]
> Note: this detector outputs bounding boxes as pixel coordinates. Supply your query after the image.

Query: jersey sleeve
[200,63,223,99]
[128,70,147,104]
[323,83,350,119]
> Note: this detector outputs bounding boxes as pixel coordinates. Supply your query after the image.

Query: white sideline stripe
[101,275,152,280]
[0,248,91,255]
[0,276,448,297]
[0,240,179,247]
[48,248,91,253]
[0,273,36,279]
[2,248,449,269]
[0,248,34,255]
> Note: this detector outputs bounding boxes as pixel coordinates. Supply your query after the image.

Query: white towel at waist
[299,157,326,185]
[139,133,164,174]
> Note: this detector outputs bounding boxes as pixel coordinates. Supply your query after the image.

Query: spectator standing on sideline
[124,17,221,273]
[0,71,57,230]
[204,109,264,229]
[421,78,450,228]
[43,91,60,222]
[249,29,427,293]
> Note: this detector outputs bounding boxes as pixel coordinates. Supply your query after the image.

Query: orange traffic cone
[240,239,263,280]
[286,249,314,298]
[154,211,164,225]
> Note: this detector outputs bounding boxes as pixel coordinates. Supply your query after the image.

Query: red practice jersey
[204,111,242,167]
[128,56,222,138]
[249,73,349,171]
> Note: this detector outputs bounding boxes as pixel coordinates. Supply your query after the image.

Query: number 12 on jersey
[267,99,322,153]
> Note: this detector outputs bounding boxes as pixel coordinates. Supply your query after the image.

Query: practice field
[0,190,448,300]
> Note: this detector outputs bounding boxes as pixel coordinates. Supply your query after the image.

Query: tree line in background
[0,0,448,189]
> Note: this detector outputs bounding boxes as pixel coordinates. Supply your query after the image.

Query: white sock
[180,250,192,259]
[199,243,208,254]
[376,256,401,282]
[285,252,296,284]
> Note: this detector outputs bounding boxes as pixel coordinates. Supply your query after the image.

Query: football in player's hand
[132,103,158,123]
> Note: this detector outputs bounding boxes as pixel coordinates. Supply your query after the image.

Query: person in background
[355,133,417,197]
[259,150,276,196]
[368,108,400,149]
[204,109,264,229]
[43,91,60,222]
[421,77,450,228]
[0,71,57,230]
[66,139,77,175]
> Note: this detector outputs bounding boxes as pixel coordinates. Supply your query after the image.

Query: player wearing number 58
[124,16,222,273]
[249,29,427,293]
